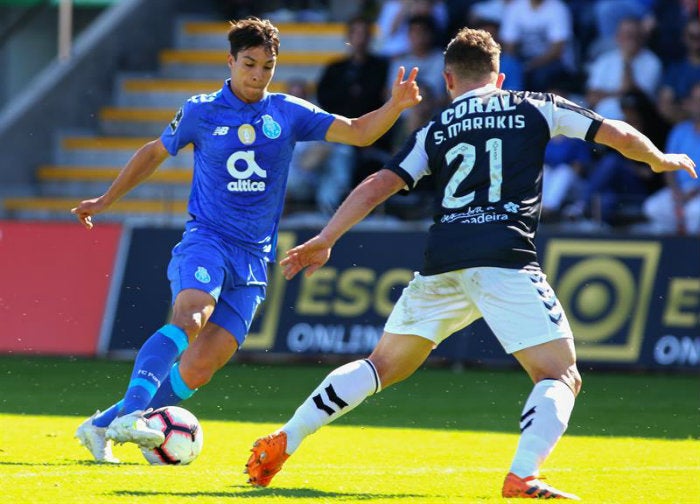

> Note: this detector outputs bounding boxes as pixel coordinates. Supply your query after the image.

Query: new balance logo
[212,126,230,136]
[312,384,349,416]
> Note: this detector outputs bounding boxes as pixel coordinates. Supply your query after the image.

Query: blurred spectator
[382,14,446,220]
[217,0,332,21]
[257,1,331,22]
[316,16,391,148]
[643,82,700,235]
[541,135,593,222]
[385,14,448,151]
[444,0,482,41]
[648,0,697,63]
[315,15,394,193]
[284,79,355,215]
[287,16,399,215]
[585,16,662,120]
[565,0,599,65]
[214,0,256,19]
[566,90,668,225]
[470,15,524,90]
[387,14,447,102]
[657,18,700,124]
[588,0,656,58]
[375,0,448,57]
[468,0,510,26]
[499,0,576,92]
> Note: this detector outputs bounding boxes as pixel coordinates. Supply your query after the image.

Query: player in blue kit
[72,17,421,463]
[245,28,697,497]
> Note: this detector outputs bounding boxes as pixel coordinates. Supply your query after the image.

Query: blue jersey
[160,80,335,261]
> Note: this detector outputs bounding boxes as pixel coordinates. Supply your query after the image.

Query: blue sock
[92,362,195,427]
[148,362,197,409]
[92,400,123,428]
[120,324,189,415]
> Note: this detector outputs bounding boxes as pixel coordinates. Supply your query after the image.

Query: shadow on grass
[0,460,139,466]
[1,355,698,440]
[112,486,430,500]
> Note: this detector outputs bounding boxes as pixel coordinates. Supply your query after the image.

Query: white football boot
[105,409,165,449]
[75,411,120,463]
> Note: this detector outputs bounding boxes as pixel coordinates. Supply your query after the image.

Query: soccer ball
[139,406,204,465]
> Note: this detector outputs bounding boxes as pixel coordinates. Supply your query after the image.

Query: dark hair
[407,14,438,36]
[227,17,280,58]
[346,15,372,30]
[444,28,500,81]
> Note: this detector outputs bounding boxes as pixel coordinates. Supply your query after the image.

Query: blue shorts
[167,225,267,346]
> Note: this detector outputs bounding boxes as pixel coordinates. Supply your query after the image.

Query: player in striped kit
[245,27,697,498]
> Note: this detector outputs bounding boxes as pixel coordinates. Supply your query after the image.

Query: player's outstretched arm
[280,169,406,279]
[71,139,170,229]
[324,66,422,147]
[594,119,697,178]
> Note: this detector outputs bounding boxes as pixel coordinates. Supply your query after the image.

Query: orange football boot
[502,472,581,500]
[245,431,290,487]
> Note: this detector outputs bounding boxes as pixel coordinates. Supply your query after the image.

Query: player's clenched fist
[71,197,109,229]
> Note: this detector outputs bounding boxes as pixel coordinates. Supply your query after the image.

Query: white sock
[509,379,575,478]
[281,359,381,455]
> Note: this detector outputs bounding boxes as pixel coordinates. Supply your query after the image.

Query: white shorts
[384,266,573,354]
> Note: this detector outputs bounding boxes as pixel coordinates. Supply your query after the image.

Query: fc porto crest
[194,266,211,284]
[261,115,281,139]
[238,124,256,145]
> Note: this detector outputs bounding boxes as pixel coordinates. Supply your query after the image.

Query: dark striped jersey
[386,84,604,275]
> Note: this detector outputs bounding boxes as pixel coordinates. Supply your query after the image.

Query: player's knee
[571,369,582,396]
[369,356,411,389]
[560,367,582,396]
[171,311,207,340]
[179,360,215,389]
[533,365,581,396]
[171,292,215,339]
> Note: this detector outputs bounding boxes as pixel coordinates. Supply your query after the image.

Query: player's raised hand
[390,66,422,111]
[280,235,333,280]
[71,197,108,229]
[650,153,697,178]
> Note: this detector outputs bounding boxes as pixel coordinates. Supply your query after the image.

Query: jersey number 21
[442,139,503,209]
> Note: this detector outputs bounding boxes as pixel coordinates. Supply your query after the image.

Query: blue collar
[222,79,269,113]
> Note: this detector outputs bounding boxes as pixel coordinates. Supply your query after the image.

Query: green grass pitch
[0,356,698,503]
